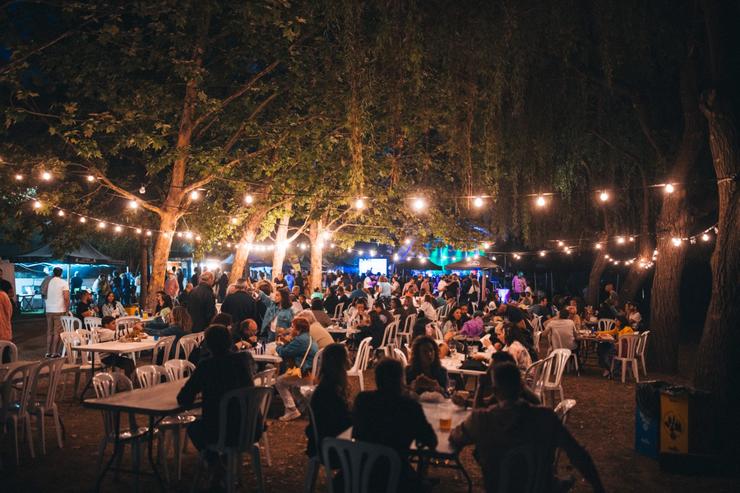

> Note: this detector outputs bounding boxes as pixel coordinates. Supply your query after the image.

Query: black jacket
[220,290,259,329]
[187,283,216,332]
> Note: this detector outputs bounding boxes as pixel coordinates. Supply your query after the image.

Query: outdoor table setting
[0,359,79,381]
[338,398,474,492]
[245,341,283,365]
[575,329,608,366]
[83,379,201,493]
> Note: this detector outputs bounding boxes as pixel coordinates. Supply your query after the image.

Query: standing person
[187,271,216,333]
[134,272,142,303]
[190,266,201,287]
[0,282,13,362]
[44,267,69,357]
[511,271,527,301]
[256,284,294,341]
[94,272,111,304]
[121,271,132,305]
[176,267,185,293]
[164,268,180,300]
[217,271,229,303]
[70,272,83,300]
[450,363,605,493]
[220,279,259,329]
[353,358,437,492]
[604,283,619,314]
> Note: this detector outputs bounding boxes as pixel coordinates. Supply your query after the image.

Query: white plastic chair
[636,330,650,376]
[164,359,195,381]
[398,314,417,346]
[151,335,176,365]
[192,387,272,493]
[114,316,141,337]
[321,438,401,493]
[426,322,444,341]
[58,331,91,398]
[530,315,543,333]
[0,361,38,464]
[391,347,408,367]
[177,335,200,360]
[28,357,65,454]
[611,334,641,383]
[332,302,345,321]
[347,337,373,391]
[311,347,325,383]
[254,368,277,388]
[91,372,153,476]
[0,340,18,362]
[598,318,615,332]
[84,316,102,330]
[135,365,168,388]
[60,316,82,333]
[553,399,577,468]
[378,321,399,352]
[541,349,571,407]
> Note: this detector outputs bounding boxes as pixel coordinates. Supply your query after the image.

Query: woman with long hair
[142,305,192,360]
[154,290,173,320]
[406,335,449,396]
[101,291,127,318]
[305,343,352,458]
[442,305,464,341]
[256,283,294,341]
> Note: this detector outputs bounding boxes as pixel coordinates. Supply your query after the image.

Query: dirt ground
[2,316,739,493]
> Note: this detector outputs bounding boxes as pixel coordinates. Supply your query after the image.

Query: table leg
[148,415,166,492]
[95,410,121,492]
[79,351,96,403]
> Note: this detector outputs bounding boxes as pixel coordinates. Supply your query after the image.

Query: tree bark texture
[619,168,654,303]
[586,233,610,307]
[139,236,149,308]
[271,203,292,277]
[309,219,324,291]
[145,213,178,311]
[229,206,270,285]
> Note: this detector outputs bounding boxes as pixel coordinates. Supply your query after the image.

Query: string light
[139,186,146,194]
[57,210,65,217]
[128,200,138,209]
[617,236,625,244]
[411,197,426,212]
[357,250,364,256]
[420,257,427,264]
[33,200,42,209]
[322,231,332,241]
[671,237,682,247]
[565,248,572,255]
[629,236,635,242]
[79,217,86,223]
[86,175,96,182]
[473,196,484,208]
[189,190,200,200]
[393,253,399,261]
[114,225,122,233]
[15,174,23,181]
[230,217,238,225]
[97,221,106,229]
[404,238,411,245]
[354,197,365,210]
[146,230,152,236]
[701,233,710,242]
[665,183,675,194]
[244,194,254,205]
[599,191,610,202]
[369,249,376,256]
[539,251,546,257]
[41,171,52,181]
[482,242,490,249]
[185,231,194,240]
[536,195,546,208]
[595,243,602,250]
[557,241,564,247]
[136,228,142,234]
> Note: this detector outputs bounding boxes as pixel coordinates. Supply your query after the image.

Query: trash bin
[659,386,716,473]
[635,380,668,458]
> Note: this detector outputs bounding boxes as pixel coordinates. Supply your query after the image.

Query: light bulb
[671,237,681,247]
[195,235,201,241]
[595,243,602,250]
[536,195,546,207]
[139,186,146,194]
[189,190,200,200]
[539,251,546,257]
[617,237,625,244]
[369,249,376,257]
[393,254,399,261]
[701,233,710,242]
[185,232,194,239]
[605,254,610,259]
[33,200,42,209]
[473,196,484,208]
[557,240,564,247]
[482,242,490,249]
[244,194,254,205]
[629,236,635,242]
[15,174,23,181]
[79,217,87,223]
[346,248,352,253]
[230,217,238,225]
[57,210,65,217]
[354,197,365,210]
[599,191,609,202]
[665,183,675,194]
[128,200,138,209]
[407,257,412,262]
[226,242,232,248]
[114,225,122,233]
[322,231,332,240]
[146,230,152,236]
[136,228,142,234]
[300,244,306,251]
[41,171,52,181]
[565,248,572,255]
[411,197,426,212]
[86,175,95,182]
[330,243,336,248]
[358,250,364,256]
[492,255,497,260]
[97,222,106,229]
[176,232,183,238]
[404,238,411,245]
[420,257,427,264]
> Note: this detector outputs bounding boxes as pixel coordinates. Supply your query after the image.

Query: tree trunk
[648,50,704,374]
[694,0,740,456]
[229,206,270,285]
[271,203,292,277]
[586,233,609,306]
[309,219,324,291]
[619,167,654,303]
[145,213,178,311]
[139,236,149,308]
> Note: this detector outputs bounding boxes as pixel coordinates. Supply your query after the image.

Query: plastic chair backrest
[60,316,82,333]
[177,335,200,360]
[350,337,373,373]
[84,316,102,330]
[0,362,38,420]
[554,399,576,425]
[30,357,65,410]
[115,316,141,337]
[402,314,417,335]
[616,334,640,359]
[312,347,325,381]
[151,335,176,364]
[306,402,322,459]
[379,321,398,349]
[333,303,345,319]
[636,330,650,357]
[545,349,571,388]
[524,358,548,396]
[164,359,195,381]
[531,316,543,333]
[76,328,98,344]
[497,444,551,493]
[598,318,615,332]
[213,386,272,452]
[392,348,408,367]
[254,368,277,387]
[0,341,18,362]
[321,438,401,493]
[135,365,168,388]
[92,372,134,437]
[59,332,82,364]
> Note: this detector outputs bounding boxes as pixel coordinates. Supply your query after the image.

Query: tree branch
[91,169,164,216]
[222,91,281,155]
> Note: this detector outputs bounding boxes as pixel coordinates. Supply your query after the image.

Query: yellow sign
[660,393,689,453]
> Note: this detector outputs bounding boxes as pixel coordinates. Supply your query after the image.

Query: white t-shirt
[45,277,69,313]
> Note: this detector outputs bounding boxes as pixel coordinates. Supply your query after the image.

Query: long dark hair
[156,291,173,312]
[278,288,292,310]
[445,305,463,329]
[409,335,443,375]
[317,343,350,403]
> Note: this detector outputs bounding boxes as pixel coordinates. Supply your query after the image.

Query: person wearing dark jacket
[177,325,256,468]
[353,358,437,493]
[220,279,259,329]
[187,271,216,333]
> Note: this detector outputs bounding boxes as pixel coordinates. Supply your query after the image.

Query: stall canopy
[14,242,124,265]
[444,257,499,270]
[393,257,444,271]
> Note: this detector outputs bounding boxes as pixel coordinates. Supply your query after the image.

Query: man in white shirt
[542,309,578,352]
[45,267,70,356]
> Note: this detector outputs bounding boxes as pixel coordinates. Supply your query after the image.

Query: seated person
[350,298,374,344]
[153,290,173,320]
[75,290,98,321]
[405,335,449,396]
[295,309,334,349]
[450,363,605,493]
[232,318,259,350]
[457,351,541,408]
[98,316,135,377]
[353,358,437,493]
[177,325,256,477]
[503,326,533,371]
[100,291,127,318]
[305,344,352,459]
[596,315,633,378]
[441,306,464,341]
[310,298,333,327]
[142,306,191,361]
[275,318,318,421]
[542,308,578,352]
